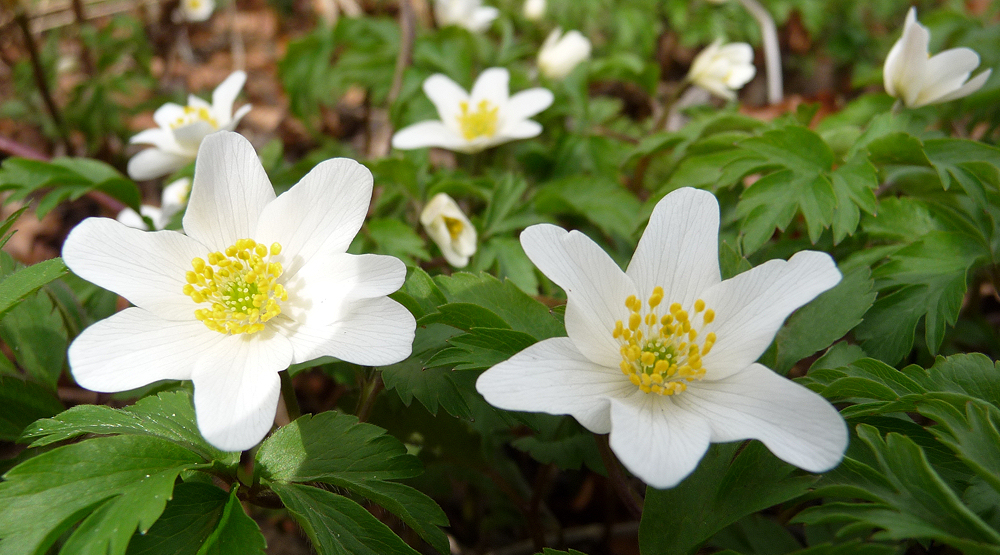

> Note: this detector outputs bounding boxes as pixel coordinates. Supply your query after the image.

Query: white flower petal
[130,128,178,150]
[127,147,192,181]
[520,224,638,368]
[608,392,712,489]
[68,308,211,391]
[211,71,246,124]
[422,74,470,121]
[280,296,415,366]
[183,131,276,248]
[470,67,510,111]
[191,332,292,451]
[477,337,633,434]
[62,217,210,321]
[255,158,373,277]
[392,121,468,151]
[153,102,187,130]
[916,48,985,106]
[282,252,406,326]
[467,6,499,32]
[498,120,543,141]
[932,68,991,104]
[172,120,217,152]
[677,363,848,472]
[626,188,721,310]
[887,8,932,107]
[700,251,841,379]
[504,88,553,122]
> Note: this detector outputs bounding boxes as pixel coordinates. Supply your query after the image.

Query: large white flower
[687,40,757,100]
[884,7,991,109]
[64,131,415,452]
[476,188,847,489]
[127,71,251,181]
[117,177,191,230]
[421,193,477,268]
[434,0,498,33]
[392,68,553,154]
[538,28,591,81]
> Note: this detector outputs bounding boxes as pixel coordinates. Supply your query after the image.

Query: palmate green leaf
[772,267,875,374]
[433,272,564,340]
[0,256,68,319]
[0,435,206,555]
[20,390,238,466]
[0,157,140,218]
[125,483,265,555]
[510,414,604,472]
[381,323,471,419]
[855,230,988,364]
[0,264,67,389]
[924,138,1000,208]
[0,376,63,441]
[917,398,1000,494]
[425,327,537,371]
[256,411,449,554]
[797,425,1000,553]
[534,175,641,240]
[829,157,879,244]
[366,219,430,265]
[639,441,818,555]
[738,170,836,253]
[271,483,421,555]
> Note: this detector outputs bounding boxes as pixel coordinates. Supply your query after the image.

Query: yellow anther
[629,312,641,331]
[641,352,656,367]
[629,374,641,386]
[670,303,682,314]
[270,243,281,256]
[456,99,500,141]
[641,373,652,385]
[694,299,705,312]
[613,320,624,338]
[661,314,673,326]
[645,313,657,326]
[689,329,698,341]
[704,309,715,324]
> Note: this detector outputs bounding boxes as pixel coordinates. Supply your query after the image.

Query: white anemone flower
[884,7,992,109]
[64,131,415,452]
[538,28,591,80]
[434,0,499,33]
[117,177,192,231]
[476,187,848,489]
[687,40,757,100]
[181,0,215,21]
[421,193,477,268]
[392,68,553,154]
[127,71,251,181]
[522,0,545,21]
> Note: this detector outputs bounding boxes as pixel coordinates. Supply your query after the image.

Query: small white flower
[522,0,545,21]
[421,193,477,268]
[476,188,847,489]
[127,71,251,181]
[884,7,992,109]
[65,132,415,452]
[117,178,192,231]
[181,0,214,21]
[392,68,553,154]
[434,0,499,33]
[538,28,591,80]
[687,40,757,100]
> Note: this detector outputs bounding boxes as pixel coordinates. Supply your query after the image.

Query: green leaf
[0,157,140,217]
[20,390,238,465]
[0,435,206,555]
[256,412,449,553]
[773,267,875,374]
[391,266,446,320]
[381,323,472,419]
[366,218,430,265]
[917,398,1000,494]
[534,175,641,239]
[125,483,266,555]
[738,170,836,254]
[0,266,67,389]
[271,483,422,555]
[0,376,63,441]
[829,158,878,244]
[639,442,818,555]
[432,272,564,340]
[0,257,68,319]
[510,415,604,472]
[418,303,511,331]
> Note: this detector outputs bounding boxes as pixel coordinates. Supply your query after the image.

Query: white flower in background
[65,132,415,451]
[180,0,215,21]
[476,188,847,489]
[392,68,553,154]
[884,7,992,109]
[522,0,545,21]
[421,193,477,268]
[117,178,192,230]
[434,0,499,33]
[127,71,251,181]
[538,28,591,80]
[687,40,757,100]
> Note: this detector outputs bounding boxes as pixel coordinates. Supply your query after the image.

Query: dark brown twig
[69,0,95,74]
[14,9,71,152]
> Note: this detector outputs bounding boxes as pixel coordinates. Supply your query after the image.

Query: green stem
[356,370,383,423]
[595,434,644,519]
[627,82,691,195]
[279,370,301,422]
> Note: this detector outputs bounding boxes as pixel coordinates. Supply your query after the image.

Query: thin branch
[69,0,95,74]
[0,136,49,160]
[736,0,782,104]
[14,9,71,152]
[279,370,301,422]
[387,0,415,106]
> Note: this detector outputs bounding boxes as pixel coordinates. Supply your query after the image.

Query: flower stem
[627,82,689,195]
[356,369,383,423]
[14,9,71,152]
[891,99,904,115]
[279,370,301,422]
[595,434,643,519]
[736,0,782,105]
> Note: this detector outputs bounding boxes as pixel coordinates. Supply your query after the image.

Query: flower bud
[538,28,591,80]
[421,193,477,268]
[523,0,545,21]
[687,40,756,100]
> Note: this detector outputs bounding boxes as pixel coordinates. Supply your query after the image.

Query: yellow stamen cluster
[183,239,287,335]
[612,286,717,396]
[442,216,464,240]
[456,100,499,141]
[171,105,219,129]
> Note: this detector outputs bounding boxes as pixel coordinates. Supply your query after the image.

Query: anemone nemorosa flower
[884,7,991,109]
[434,0,498,33]
[538,28,591,80]
[65,131,415,451]
[391,68,553,154]
[421,192,477,268]
[687,40,757,100]
[127,71,251,181]
[476,187,848,489]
